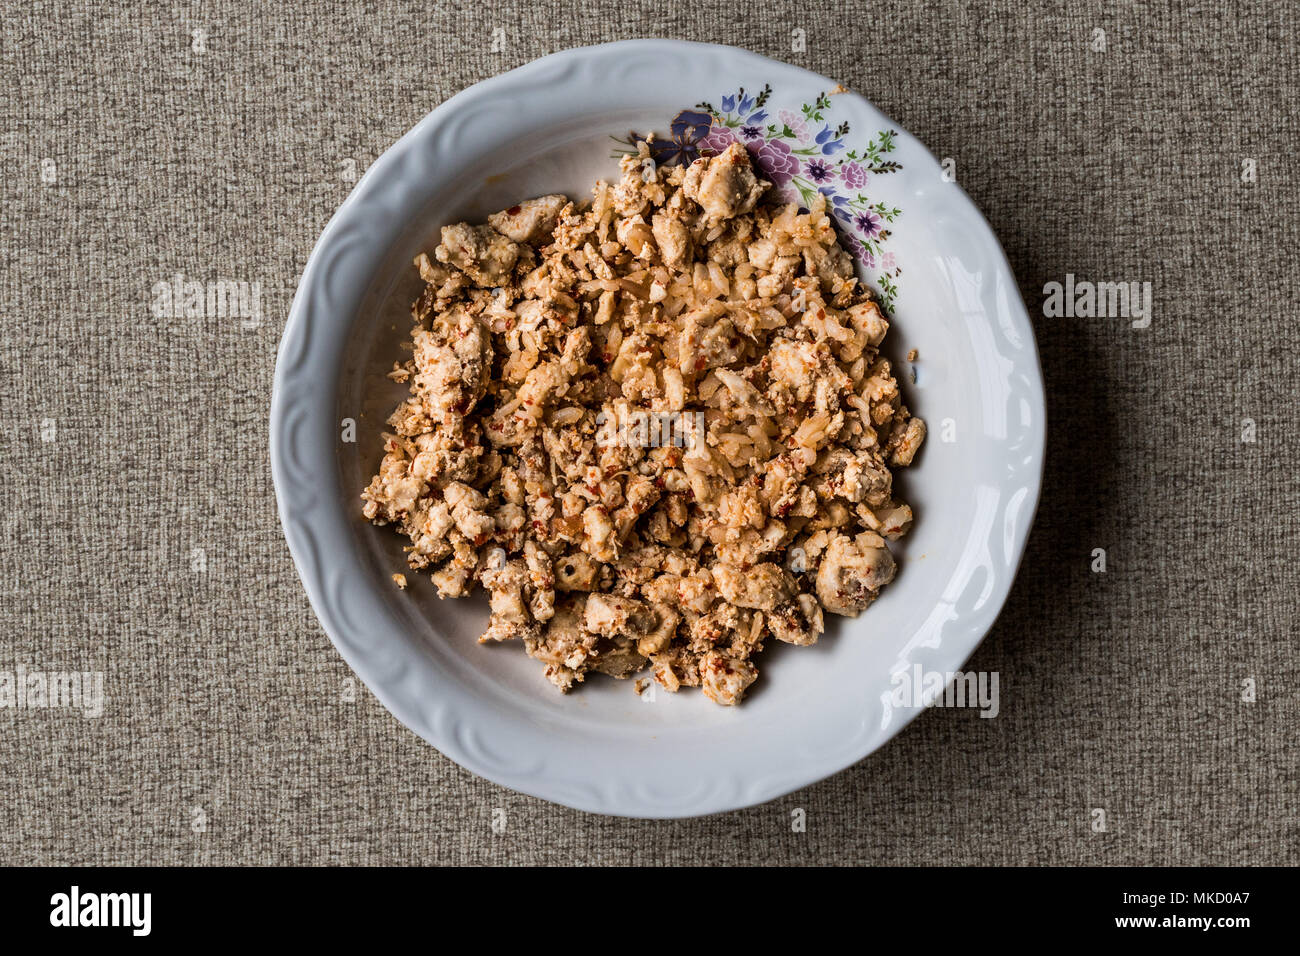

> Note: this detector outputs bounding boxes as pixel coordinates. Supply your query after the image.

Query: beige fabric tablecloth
[2,0,1295,864]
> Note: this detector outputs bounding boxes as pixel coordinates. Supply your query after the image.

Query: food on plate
[362,141,924,705]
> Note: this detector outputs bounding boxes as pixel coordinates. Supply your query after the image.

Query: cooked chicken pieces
[434,222,519,287]
[815,532,898,615]
[682,143,767,223]
[363,139,924,705]
[487,194,568,245]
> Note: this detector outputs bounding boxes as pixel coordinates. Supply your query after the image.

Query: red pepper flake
[506,205,522,216]
[694,357,707,371]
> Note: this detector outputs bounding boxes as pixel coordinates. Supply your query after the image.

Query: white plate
[270,40,1045,818]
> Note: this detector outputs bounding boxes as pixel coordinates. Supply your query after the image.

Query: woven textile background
[2,0,1296,865]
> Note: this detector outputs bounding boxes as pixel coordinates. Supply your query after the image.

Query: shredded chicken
[362,141,924,705]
